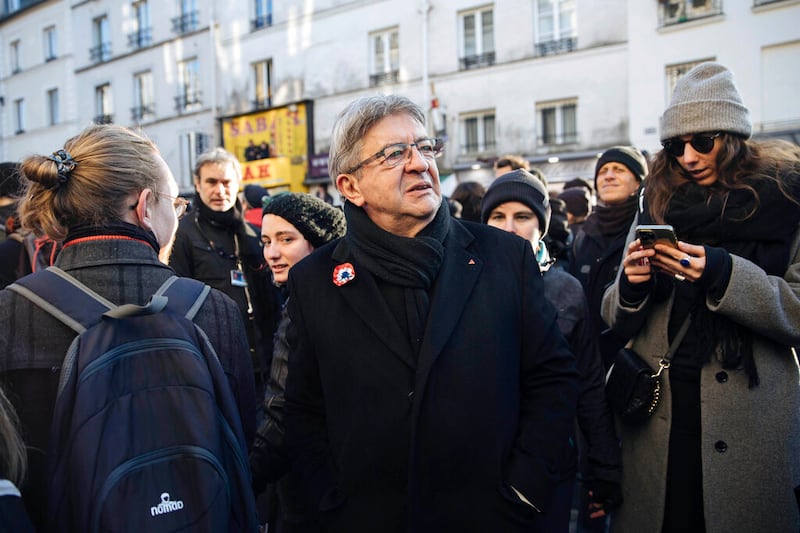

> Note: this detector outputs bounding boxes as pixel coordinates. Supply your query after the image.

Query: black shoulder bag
[605,315,691,425]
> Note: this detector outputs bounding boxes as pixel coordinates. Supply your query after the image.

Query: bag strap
[654,314,692,377]
[8,267,211,331]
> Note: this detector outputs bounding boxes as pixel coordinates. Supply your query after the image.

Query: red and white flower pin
[332,262,356,286]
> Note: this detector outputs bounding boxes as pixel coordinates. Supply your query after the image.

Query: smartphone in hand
[635,224,678,250]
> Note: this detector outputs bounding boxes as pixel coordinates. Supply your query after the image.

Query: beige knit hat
[660,62,752,141]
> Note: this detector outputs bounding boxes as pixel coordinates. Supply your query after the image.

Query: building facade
[2,0,799,196]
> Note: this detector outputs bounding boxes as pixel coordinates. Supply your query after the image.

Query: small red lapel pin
[333,262,356,286]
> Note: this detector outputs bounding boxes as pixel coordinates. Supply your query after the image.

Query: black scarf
[582,194,639,241]
[65,221,160,253]
[642,177,800,387]
[344,200,450,354]
[197,198,245,232]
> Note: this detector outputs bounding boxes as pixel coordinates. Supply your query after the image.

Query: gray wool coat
[601,216,800,533]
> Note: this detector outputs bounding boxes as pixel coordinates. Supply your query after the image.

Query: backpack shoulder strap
[7,267,114,333]
[156,276,211,320]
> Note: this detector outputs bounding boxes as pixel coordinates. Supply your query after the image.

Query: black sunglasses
[661,132,721,157]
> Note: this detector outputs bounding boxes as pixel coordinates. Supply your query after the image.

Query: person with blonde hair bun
[0,123,257,531]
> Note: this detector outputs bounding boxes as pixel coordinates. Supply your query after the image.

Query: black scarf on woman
[343,200,450,355]
[641,176,800,387]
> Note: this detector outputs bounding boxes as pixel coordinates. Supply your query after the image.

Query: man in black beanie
[0,162,21,242]
[571,146,647,372]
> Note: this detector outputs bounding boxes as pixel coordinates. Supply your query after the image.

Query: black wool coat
[284,219,579,533]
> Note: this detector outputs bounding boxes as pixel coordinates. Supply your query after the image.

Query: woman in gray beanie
[602,61,800,533]
[250,192,345,532]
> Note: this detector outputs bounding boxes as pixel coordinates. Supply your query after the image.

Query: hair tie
[46,149,77,185]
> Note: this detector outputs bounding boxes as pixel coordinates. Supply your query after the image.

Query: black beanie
[594,146,648,189]
[262,192,346,248]
[244,184,269,209]
[480,169,551,236]
[0,162,21,198]
[558,187,591,217]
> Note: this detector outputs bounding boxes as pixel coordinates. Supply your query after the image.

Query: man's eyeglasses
[661,132,721,158]
[345,137,444,174]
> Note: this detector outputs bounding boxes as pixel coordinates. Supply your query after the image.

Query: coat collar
[329,220,482,372]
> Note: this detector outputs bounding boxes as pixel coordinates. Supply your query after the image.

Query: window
[132,70,154,121]
[665,59,711,103]
[537,99,577,145]
[90,15,111,63]
[14,98,25,134]
[172,0,198,34]
[659,0,722,26]
[129,1,152,49]
[180,132,212,188]
[43,26,57,61]
[252,0,273,31]
[460,111,496,153]
[47,88,59,126]
[535,0,576,56]
[176,58,201,112]
[252,59,271,108]
[95,83,113,124]
[459,7,495,70]
[369,28,399,86]
[10,39,21,74]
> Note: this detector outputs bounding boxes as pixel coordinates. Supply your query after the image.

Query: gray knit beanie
[480,169,551,236]
[262,192,345,248]
[660,62,752,141]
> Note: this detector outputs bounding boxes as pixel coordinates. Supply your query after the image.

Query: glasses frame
[344,137,444,174]
[662,132,721,158]
[159,192,191,220]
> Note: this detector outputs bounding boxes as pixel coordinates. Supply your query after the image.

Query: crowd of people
[0,60,798,533]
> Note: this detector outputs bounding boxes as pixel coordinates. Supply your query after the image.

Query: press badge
[230,269,247,287]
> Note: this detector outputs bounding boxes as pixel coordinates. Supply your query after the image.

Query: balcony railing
[174,92,202,113]
[459,51,495,71]
[251,13,272,31]
[89,42,112,63]
[131,104,155,122]
[127,28,152,49]
[538,131,579,146]
[93,114,113,125]
[658,0,722,26]
[172,10,199,34]
[252,97,271,109]
[461,140,497,153]
[535,36,577,57]
[369,70,399,87]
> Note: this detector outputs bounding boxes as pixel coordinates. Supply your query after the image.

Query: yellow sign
[220,102,311,192]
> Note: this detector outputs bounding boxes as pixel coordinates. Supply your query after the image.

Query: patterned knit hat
[660,62,752,141]
[480,169,551,236]
[262,192,345,248]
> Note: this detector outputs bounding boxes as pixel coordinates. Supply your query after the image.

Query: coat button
[715,371,728,383]
[407,391,414,401]
[714,440,728,453]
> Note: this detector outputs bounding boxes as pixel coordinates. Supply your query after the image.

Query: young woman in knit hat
[249,192,345,532]
[602,62,800,533]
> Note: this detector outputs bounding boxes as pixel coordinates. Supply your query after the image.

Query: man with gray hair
[284,94,579,532]
[170,147,281,410]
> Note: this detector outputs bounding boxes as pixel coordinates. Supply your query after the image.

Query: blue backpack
[9,267,258,532]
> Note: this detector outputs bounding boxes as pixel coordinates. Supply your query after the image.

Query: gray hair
[194,147,242,180]
[329,94,426,177]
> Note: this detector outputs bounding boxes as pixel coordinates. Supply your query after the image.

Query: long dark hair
[645,134,800,223]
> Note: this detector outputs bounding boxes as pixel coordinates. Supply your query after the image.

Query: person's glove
[587,479,623,519]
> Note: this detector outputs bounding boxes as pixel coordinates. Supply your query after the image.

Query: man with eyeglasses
[282,94,579,532]
[170,147,282,422]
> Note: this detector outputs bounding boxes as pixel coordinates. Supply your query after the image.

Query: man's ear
[132,188,155,231]
[336,173,365,206]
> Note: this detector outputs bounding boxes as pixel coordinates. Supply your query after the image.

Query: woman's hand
[650,241,706,282]
[622,239,656,285]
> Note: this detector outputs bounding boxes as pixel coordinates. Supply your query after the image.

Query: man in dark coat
[284,94,579,532]
[170,148,281,403]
